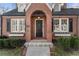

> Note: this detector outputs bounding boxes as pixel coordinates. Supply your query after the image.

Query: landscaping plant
[0,37,26,49]
[56,36,79,51]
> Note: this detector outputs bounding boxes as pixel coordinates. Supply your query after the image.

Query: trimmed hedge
[56,37,71,51]
[70,36,79,50]
[56,36,79,51]
[0,36,8,39]
[0,39,26,49]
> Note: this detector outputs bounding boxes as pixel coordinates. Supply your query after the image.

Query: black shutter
[7,17,10,32]
[69,18,73,32]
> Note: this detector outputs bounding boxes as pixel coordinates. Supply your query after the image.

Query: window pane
[15,20,17,31]
[19,20,23,31]
[53,18,69,32]
[54,4,60,11]
[19,19,25,32]
[53,19,60,32]
[61,19,68,32]
[12,20,17,32]
[22,20,25,32]
[11,19,25,32]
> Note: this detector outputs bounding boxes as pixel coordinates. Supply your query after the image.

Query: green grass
[0,48,21,56]
[50,46,79,56]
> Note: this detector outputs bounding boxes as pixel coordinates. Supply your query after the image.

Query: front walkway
[24,39,53,56]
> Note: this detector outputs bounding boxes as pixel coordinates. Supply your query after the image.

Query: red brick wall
[25,3,52,41]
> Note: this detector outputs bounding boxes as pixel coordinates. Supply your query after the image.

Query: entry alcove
[31,10,46,39]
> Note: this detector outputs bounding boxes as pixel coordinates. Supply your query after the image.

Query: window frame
[53,18,60,32]
[53,18,69,32]
[11,18,25,33]
[54,4,61,12]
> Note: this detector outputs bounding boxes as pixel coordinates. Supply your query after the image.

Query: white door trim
[35,17,44,38]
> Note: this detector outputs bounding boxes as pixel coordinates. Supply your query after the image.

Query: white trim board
[25,3,31,12]
[9,34,24,36]
[55,33,71,36]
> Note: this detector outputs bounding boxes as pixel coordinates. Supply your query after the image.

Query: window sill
[53,32,71,36]
[10,32,25,34]
[9,33,24,36]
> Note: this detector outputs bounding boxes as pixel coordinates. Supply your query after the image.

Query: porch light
[37,17,40,19]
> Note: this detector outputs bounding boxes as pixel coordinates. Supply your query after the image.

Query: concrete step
[24,40,53,48]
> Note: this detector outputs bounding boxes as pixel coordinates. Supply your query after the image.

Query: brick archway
[25,3,52,41]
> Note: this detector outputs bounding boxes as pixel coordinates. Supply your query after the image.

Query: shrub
[70,36,75,49]
[57,37,69,51]
[18,39,25,47]
[56,37,71,51]
[63,37,71,51]
[0,38,26,49]
[9,39,17,48]
[56,36,79,51]
[70,36,79,50]
[0,36,8,39]
[0,39,4,48]
[74,38,79,50]
[3,39,10,48]
[10,39,25,48]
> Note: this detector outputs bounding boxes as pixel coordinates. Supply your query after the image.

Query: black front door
[36,20,43,37]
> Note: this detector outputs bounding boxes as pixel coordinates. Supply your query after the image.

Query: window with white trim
[54,4,61,12]
[11,19,25,32]
[53,18,69,32]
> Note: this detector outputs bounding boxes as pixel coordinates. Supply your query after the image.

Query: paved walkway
[26,46,50,56]
[24,39,53,56]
